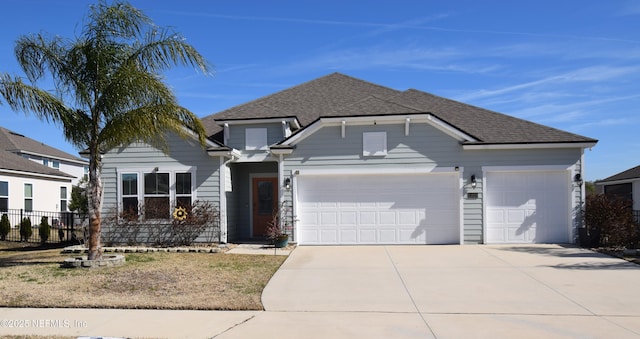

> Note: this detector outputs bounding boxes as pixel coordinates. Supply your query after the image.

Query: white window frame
[0,181,8,212]
[245,128,268,150]
[117,167,197,219]
[52,160,60,169]
[60,186,68,212]
[121,173,139,216]
[24,183,33,212]
[363,131,387,156]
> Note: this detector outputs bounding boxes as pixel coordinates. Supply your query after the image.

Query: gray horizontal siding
[284,122,583,244]
[101,133,221,215]
[227,123,284,150]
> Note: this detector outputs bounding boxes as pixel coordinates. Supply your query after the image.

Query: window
[605,183,632,203]
[363,132,387,156]
[52,160,60,169]
[245,128,268,150]
[43,159,49,166]
[175,172,192,208]
[121,173,139,216]
[0,181,7,212]
[60,187,68,212]
[120,171,194,220]
[144,172,170,219]
[83,166,89,180]
[24,183,33,212]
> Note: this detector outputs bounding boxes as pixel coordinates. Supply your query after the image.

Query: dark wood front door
[252,177,278,237]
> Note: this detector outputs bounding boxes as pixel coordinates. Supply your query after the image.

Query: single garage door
[486,170,570,244]
[297,172,460,245]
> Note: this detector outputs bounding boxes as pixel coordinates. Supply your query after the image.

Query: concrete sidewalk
[1,245,640,338]
[0,308,259,338]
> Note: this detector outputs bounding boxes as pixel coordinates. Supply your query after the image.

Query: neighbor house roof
[0,127,85,163]
[0,150,74,179]
[203,72,597,146]
[596,165,640,183]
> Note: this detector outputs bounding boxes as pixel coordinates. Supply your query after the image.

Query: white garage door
[486,171,570,244]
[297,172,460,245]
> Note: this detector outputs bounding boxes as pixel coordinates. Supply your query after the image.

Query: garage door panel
[298,173,460,245]
[486,171,569,244]
[340,211,357,225]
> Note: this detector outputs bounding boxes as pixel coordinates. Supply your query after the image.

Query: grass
[0,241,286,310]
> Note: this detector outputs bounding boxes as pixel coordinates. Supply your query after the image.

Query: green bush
[39,216,50,244]
[19,217,32,242]
[584,194,638,248]
[0,214,10,240]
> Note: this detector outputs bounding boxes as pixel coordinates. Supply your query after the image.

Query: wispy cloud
[273,45,503,75]
[570,117,636,131]
[457,65,640,102]
[165,11,640,44]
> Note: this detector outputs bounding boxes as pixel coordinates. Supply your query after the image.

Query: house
[0,147,74,214]
[595,165,640,212]
[0,127,88,186]
[101,73,598,245]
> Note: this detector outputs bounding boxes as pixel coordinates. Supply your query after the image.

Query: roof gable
[205,73,400,128]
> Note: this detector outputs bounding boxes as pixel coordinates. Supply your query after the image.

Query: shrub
[0,214,10,240]
[584,194,638,248]
[102,200,220,246]
[19,217,32,242]
[39,216,51,244]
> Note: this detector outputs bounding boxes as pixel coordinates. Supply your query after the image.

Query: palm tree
[0,1,211,260]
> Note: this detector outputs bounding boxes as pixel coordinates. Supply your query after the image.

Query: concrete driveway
[223,245,640,339]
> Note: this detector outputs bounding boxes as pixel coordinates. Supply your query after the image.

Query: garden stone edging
[61,254,125,268]
[62,245,225,254]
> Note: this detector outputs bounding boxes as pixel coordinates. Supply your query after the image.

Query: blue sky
[1,0,639,180]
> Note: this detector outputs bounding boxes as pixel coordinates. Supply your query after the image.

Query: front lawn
[0,241,286,310]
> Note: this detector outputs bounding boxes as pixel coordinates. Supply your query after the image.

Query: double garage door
[297,172,460,245]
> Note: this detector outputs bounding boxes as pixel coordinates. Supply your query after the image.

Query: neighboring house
[0,148,74,214]
[0,127,88,186]
[595,165,640,211]
[101,73,598,245]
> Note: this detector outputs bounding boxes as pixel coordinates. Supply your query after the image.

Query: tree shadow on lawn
[0,242,68,267]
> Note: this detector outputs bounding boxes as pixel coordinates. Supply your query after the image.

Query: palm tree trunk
[87,157,104,260]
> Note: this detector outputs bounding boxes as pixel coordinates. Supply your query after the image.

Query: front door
[252,177,278,237]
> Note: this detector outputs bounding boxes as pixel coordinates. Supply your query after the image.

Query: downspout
[219,156,235,244]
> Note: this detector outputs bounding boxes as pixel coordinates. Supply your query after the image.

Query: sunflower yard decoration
[173,206,188,221]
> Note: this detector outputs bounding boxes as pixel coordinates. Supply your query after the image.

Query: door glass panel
[257,181,274,215]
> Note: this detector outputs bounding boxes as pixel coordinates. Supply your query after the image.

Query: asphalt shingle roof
[0,150,74,178]
[0,127,84,162]
[204,72,597,145]
[597,165,640,183]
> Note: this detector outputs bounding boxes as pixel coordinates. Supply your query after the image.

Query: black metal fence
[0,209,81,244]
[634,210,640,225]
